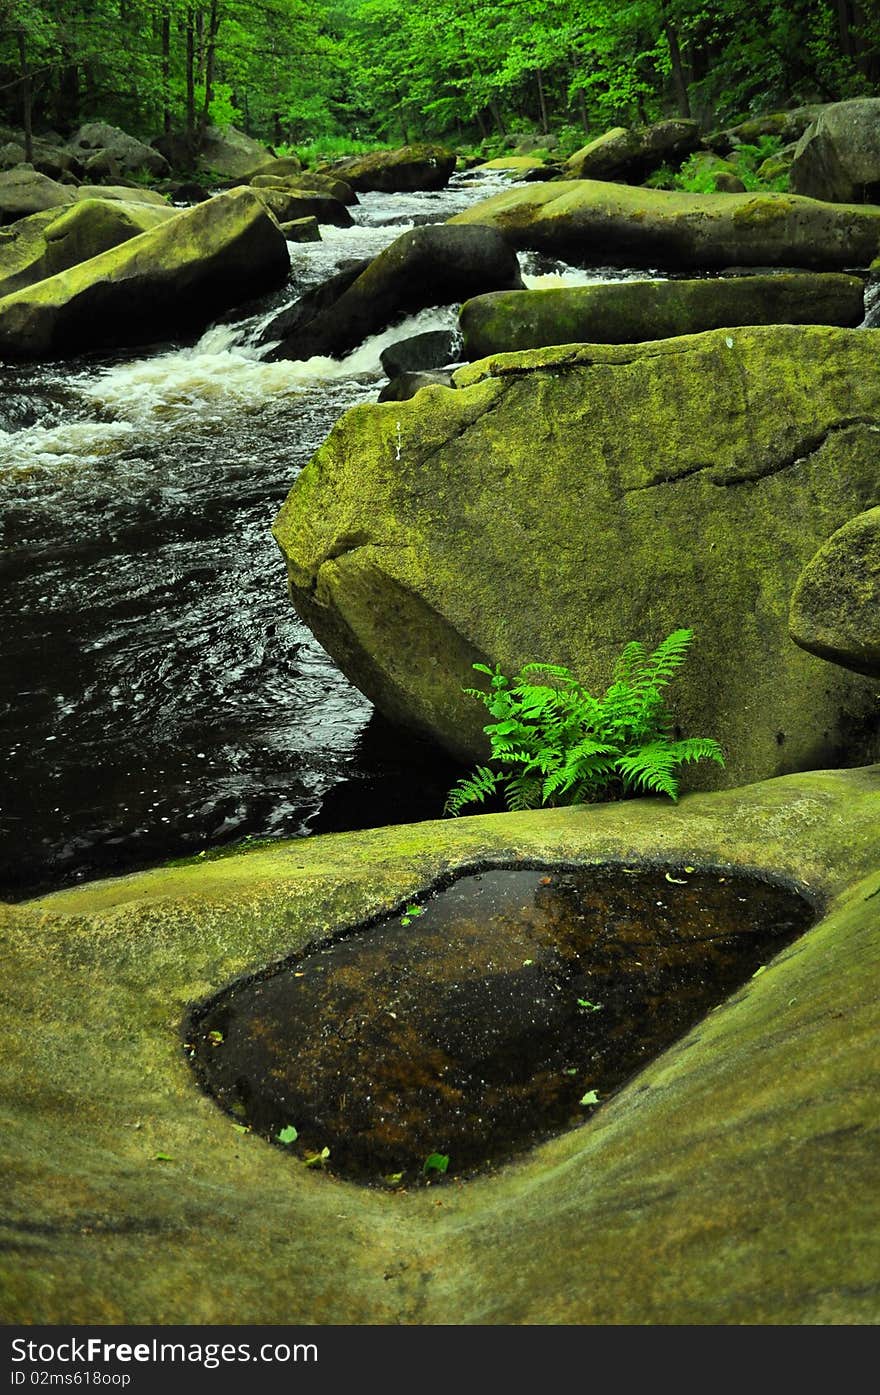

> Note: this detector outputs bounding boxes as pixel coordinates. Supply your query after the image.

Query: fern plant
[444,629,724,816]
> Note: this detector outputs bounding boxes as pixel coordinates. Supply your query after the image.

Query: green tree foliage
[0,0,877,152]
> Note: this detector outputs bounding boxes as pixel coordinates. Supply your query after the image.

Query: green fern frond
[503,773,544,811]
[443,765,500,816]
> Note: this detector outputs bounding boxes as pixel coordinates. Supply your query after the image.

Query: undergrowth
[445,629,724,816]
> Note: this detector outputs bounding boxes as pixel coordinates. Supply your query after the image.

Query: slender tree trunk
[536,68,549,133]
[837,0,854,58]
[576,86,588,132]
[16,29,33,163]
[489,98,507,137]
[662,15,691,117]
[197,0,220,148]
[475,108,488,140]
[186,9,196,145]
[161,12,172,136]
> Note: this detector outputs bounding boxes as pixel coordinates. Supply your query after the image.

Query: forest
[2,0,879,159]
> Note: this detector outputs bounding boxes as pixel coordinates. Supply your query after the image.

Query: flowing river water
[0,173,654,899]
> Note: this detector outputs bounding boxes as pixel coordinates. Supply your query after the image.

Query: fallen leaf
[154,1153,174,1162]
[665,873,688,884]
[580,1090,600,1107]
[277,1125,298,1144]
[423,1152,449,1175]
[303,1147,330,1168]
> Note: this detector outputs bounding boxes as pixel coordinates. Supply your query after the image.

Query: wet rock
[241,154,302,180]
[250,171,356,204]
[471,156,548,174]
[448,179,880,269]
[459,272,865,357]
[0,167,75,223]
[261,224,522,362]
[273,325,880,783]
[790,98,880,203]
[378,369,455,401]
[168,181,211,204]
[3,766,880,1322]
[713,171,747,193]
[68,122,169,178]
[0,186,288,360]
[789,506,880,676]
[380,328,459,376]
[251,185,353,227]
[327,143,456,193]
[0,198,177,299]
[73,183,170,207]
[279,215,321,243]
[565,120,701,182]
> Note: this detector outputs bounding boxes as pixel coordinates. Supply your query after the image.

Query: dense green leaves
[444,630,725,816]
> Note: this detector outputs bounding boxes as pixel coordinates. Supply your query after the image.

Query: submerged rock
[0,198,177,299]
[328,143,456,192]
[0,187,288,360]
[790,98,880,203]
[448,179,880,268]
[273,325,880,784]
[260,224,522,362]
[459,272,865,357]
[789,506,880,676]
[2,766,880,1322]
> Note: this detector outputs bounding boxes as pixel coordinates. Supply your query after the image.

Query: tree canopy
[1,0,878,152]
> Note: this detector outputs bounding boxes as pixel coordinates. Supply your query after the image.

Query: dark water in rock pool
[189,863,816,1184]
[0,174,653,900]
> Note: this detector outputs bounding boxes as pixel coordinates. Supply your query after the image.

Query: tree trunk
[186,10,196,146]
[16,29,32,164]
[161,12,172,137]
[576,87,589,133]
[663,17,691,118]
[489,99,507,137]
[536,68,549,134]
[197,0,220,149]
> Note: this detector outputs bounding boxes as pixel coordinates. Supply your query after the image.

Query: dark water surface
[188,863,817,1185]
[0,175,654,900]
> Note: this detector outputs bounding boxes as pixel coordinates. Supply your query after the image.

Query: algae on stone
[0,198,177,299]
[274,325,880,788]
[789,506,880,675]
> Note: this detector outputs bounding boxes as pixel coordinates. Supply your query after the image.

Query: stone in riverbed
[459,272,865,357]
[564,120,701,182]
[0,167,75,223]
[790,99,880,203]
[273,325,880,785]
[789,507,880,676]
[251,185,353,228]
[279,216,320,243]
[3,766,880,1322]
[377,369,455,401]
[447,179,880,268]
[0,186,288,360]
[0,198,177,299]
[327,143,456,192]
[68,121,170,178]
[198,124,274,180]
[380,328,459,376]
[260,224,522,362]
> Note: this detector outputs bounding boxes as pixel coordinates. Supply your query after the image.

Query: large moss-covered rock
[0,187,288,360]
[198,124,274,179]
[0,198,177,299]
[448,179,880,268]
[328,144,456,192]
[260,224,522,362]
[251,184,353,228]
[73,183,171,207]
[273,325,880,785]
[565,120,701,182]
[0,167,75,223]
[789,507,880,676]
[707,106,826,156]
[68,122,170,178]
[250,170,355,204]
[790,99,880,203]
[2,766,880,1323]
[459,272,865,357]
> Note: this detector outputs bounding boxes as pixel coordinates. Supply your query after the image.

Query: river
[0,172,652,899]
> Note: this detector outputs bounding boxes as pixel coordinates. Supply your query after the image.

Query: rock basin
[2,766,880,1323]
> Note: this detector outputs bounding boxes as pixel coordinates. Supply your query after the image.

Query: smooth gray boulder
[380,328,459,376]
[790,98,880,203]
[0,168,74,223]
[68,122,169,178]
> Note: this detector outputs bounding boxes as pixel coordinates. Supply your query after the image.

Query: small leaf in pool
[277,1125,298,1144]
[577,998,603,1012]
[385,1171,405,1185]
[154,1153,174,1162]
[423,1152,449,1175]
[207,1029,224,1046]
[304,1147,330,1168]
[580,1091,600,1107]
[401,903,425,926]
[564,1068,577,1076]
[522,958,534,966]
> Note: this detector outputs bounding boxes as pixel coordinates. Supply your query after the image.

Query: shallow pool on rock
[187,864,817,1185]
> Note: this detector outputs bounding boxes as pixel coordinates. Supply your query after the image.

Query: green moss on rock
[0,198,176,299]
[789,506,880,675]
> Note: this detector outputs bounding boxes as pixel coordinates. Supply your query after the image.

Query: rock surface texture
[447,180,880,268]
[328,144,456,192]
[0,199,177,299]
[564,120,701,182]
[198,124,274,179]
[790,98,880,203]
[459,273,865,357]
[2,767,879,1323]
[789,506,880,676]
[0,187,288,359]
[274,326,880,785]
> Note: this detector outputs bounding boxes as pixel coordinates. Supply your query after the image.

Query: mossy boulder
[198,124,274,180]
[707,107,826,155]
[471,155,547,174]
[447,179,880,269]
[790,98,880,203]
[279,215,321,243]
[0,198,177,299]
[328,144,456,193]
[789,507,880,676]
[2,766,880,1323]
[459,272,865,357]
[251,184,353,228]
[250,170,356,204]
[241,154,302,181]
[68,121,170,178]
[0,187,289,360]
[260,224,523,362]
[0,167,75,223]
[73,183,171,207]
[273,325,880,786]
[565,120,701,183]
